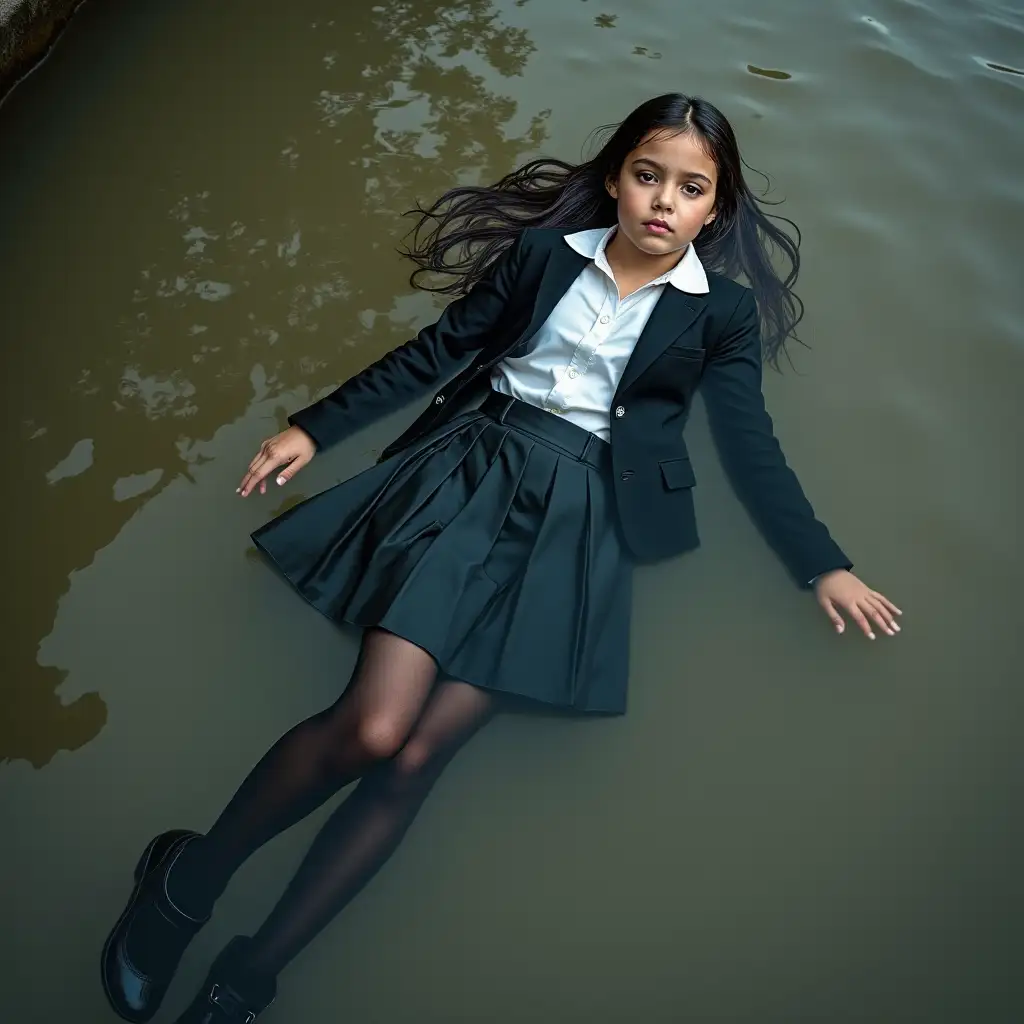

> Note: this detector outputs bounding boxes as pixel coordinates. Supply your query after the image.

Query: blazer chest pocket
[659,457,696,491]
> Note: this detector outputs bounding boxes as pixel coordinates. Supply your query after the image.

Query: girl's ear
[704,209,717,226]
[605,175,619,200]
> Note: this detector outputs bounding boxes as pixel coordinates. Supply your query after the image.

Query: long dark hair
[402,93,805,369]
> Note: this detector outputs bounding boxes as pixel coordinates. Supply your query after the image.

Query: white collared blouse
[490,225,709,441]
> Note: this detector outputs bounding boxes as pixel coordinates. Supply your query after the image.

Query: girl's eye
[682,183,703,197]
[637,171,657,184]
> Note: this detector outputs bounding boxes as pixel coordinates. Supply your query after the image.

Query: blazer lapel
[510,243,590,350]
[615,288,707,394]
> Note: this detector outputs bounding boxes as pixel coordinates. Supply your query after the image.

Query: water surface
[0,0,1021,1020]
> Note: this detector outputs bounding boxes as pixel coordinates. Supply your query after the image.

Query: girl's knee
[385,738,453,799]
[391,737,436,779]
[353,714,409,762]
[353,738,442,802]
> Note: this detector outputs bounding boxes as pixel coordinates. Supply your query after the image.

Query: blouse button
[599,315,611,325]
[614,405,625,418]
[567,369,578,379]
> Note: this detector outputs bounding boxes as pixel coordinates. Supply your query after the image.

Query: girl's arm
[288,230,530,452]
[700,289,853,589]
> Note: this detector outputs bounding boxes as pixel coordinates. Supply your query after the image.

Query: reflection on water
[747,65,793,81]
[0,0,1021,1020]
[1,0,545,767]
[981,59,1023,77]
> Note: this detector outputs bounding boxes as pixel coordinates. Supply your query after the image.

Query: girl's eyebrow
[631,157,713,186]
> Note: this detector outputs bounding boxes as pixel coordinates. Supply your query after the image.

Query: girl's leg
[167,627,440,915]
[238,678,498,978]
[102,628,442,1022]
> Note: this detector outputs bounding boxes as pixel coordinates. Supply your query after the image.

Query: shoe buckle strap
[209,983,257,1023]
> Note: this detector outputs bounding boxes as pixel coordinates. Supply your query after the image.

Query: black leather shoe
[101,829,210,1022]
[175,937,276,1023]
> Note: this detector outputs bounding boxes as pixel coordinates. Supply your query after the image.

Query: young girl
[101,93,901,1023]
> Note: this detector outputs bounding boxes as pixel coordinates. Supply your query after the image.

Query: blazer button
[434,395,445,405]
[619,469,634,481]
[614,405,625,418]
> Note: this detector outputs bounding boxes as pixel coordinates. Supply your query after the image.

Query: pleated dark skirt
[252,391,634,713]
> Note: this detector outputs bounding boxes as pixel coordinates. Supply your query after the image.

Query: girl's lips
[644,221,671,235]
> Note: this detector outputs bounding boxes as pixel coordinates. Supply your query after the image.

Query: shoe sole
[99,830,196,1024]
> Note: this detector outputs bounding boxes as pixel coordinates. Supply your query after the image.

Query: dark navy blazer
[289,227,852,586]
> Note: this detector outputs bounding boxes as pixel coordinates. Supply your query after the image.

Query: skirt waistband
[480,391,609,471]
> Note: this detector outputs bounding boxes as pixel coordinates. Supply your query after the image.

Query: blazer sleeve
[700,289,853,588]
[287,230,529,451]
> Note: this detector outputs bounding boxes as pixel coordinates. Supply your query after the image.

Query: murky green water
[1,0,1021,1020]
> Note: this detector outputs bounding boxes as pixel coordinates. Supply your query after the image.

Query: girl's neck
[604,226,687,298]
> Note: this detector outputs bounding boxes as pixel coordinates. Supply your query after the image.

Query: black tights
[168,628,498,977]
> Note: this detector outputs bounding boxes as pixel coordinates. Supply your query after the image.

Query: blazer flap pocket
[659,457,696,490]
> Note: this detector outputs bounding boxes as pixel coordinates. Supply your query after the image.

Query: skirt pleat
[252,401,634,713]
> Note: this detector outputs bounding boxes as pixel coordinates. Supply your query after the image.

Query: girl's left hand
[814,570,902,639]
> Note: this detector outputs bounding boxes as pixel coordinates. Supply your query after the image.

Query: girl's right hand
[237,425,317,497]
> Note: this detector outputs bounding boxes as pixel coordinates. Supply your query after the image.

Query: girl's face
[606,129,719,258]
